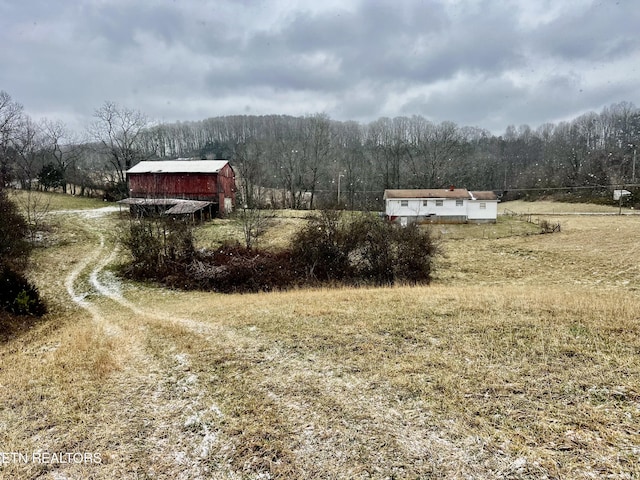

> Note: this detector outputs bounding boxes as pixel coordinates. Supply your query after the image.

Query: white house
[384,188,498,224]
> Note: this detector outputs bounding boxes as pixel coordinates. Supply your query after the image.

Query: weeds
[1,196,639,478]
[121,210,438,292]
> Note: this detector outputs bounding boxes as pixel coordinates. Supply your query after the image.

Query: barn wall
[127,164,236,216]
[216,163,236,214]
[129,173,219,200]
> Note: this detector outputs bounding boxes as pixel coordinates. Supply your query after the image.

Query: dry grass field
[0,192,639,479]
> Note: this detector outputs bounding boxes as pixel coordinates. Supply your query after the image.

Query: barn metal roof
[117,197,212,214]
[117,198,182,206]
[127,159,229,174]
[164,201,212,214]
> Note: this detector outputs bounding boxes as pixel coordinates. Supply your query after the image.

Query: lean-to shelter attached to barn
[120,158,236,219]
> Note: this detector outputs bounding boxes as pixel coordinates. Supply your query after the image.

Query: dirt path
[54,210,234,479]
[32,208,535,479]
[93,218,520,478]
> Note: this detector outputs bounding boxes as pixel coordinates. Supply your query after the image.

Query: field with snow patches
[0,192,639,479]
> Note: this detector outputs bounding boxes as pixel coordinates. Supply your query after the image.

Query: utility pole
[337,173,344,205]
[619,184,624,215]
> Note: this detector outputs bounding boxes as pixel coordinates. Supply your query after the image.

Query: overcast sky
[2,0,639,136]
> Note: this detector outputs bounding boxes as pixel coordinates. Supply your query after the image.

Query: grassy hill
[0,193,638,479]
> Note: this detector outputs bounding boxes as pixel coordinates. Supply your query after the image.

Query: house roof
[470,191,498,200]
[384,189,498,201]
[384,189,471,199]
[127,159,229,174]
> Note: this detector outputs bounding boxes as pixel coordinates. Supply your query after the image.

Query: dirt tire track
[60,208,519,479]
[57,210,234,479]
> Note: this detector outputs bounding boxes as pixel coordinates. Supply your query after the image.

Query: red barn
[121,159,236,218]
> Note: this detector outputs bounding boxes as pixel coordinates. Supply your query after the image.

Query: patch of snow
[209,404,224,418]
[51,206,120,218]
[175,353,190,367]
[50,473,72,480]
[511,456,527,470]
[92,270,123,299]
[184,413,202,429]
[200,431,217,458]
[173,451,188,465]
[39,342,61,353]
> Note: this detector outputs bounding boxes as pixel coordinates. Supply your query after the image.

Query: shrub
[291,210,351,281]
[293,211,438,286]
[344,214,395,284]
[539,219,561,234]
[0,267,47,316]
[391,222,437,283]
[122,219,163,276]
[0,190,46,318]
[121,216,195,278]
[0,189,31,272]
[103,181,129,201]
[185,246,298,293]
[120,210,438,293]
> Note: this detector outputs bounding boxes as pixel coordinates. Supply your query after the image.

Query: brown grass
[0,194,639,479]
[10,189,110,212]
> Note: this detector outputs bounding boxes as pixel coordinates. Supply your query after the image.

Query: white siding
[386,197,497,222]
[467,200,498,220]
[385,198,458,217]
[386,198,464,217]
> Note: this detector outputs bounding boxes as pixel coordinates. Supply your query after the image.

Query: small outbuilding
[121,158,236,218]
[384,188,498,224]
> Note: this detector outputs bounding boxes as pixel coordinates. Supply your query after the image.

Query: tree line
[2,89,639,209]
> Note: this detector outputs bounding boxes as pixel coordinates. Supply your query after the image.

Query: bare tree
[238,204,274,250]
[13,117,45,190]
[301,113,332,209]
[228,116,265,209]
[40,118,81,193]
[89,101,149,196]
[409,119,463,187]
[12,188,51,243]
[0,91,25,188]
[367,117,408,190]
[333,121,366,209]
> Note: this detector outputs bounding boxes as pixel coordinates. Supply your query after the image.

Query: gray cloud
[1,0,639,135]
[533,1,640,61]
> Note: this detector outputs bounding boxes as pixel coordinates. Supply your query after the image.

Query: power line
[294,183,640,195]
[501,183,640,192]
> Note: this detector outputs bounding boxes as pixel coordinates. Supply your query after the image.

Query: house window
[479,202,486,209]
[435,200,443,207]
[456,199,464,207]
[400,200,408,207]
[423,200,428,206]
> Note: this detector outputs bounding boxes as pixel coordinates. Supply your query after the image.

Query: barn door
[224,197,233,214]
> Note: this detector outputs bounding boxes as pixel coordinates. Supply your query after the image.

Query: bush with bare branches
[120,210,438,293]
